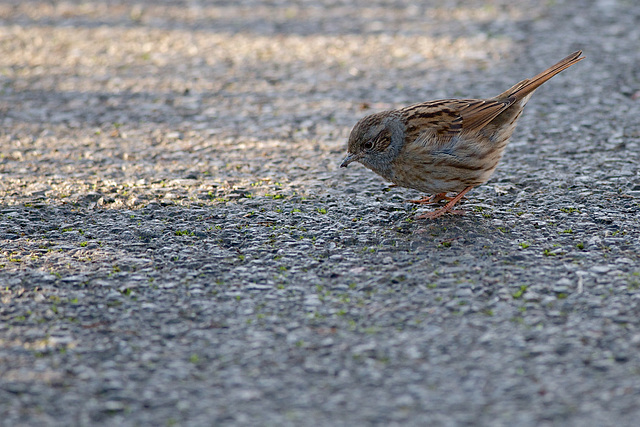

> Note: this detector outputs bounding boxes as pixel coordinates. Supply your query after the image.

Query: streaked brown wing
[400,98,514,146]
[453,98,515,132]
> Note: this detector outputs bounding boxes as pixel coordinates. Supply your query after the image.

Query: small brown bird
[340,51,584,219]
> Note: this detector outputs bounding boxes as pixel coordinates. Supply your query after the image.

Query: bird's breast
[389,135,503,194]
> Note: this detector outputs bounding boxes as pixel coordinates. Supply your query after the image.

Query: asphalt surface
[1,1,640,426]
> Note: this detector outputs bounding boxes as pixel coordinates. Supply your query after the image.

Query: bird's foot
[415,207,464,220]
[407,193,453,205]
[413,186,473,220]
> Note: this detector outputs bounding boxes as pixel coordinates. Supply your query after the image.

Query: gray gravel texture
[1,0,640,426]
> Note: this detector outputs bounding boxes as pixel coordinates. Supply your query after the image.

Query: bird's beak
[340,152,359,168]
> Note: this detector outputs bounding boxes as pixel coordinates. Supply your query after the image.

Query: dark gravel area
[1,0,640,426]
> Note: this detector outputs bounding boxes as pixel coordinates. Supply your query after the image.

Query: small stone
[590,265,611,274]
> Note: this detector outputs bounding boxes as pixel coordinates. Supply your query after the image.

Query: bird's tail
[498,50,584,101]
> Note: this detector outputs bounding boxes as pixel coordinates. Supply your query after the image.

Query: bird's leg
[415,186,473,220]
[407,193,453,205]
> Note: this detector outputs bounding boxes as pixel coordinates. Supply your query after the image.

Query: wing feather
[400,98,514,146]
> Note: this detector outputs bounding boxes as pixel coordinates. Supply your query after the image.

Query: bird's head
[340,112,396,172]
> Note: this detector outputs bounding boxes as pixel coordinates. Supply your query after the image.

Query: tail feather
[497,50,584,101]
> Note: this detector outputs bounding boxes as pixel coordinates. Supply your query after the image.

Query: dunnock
[340,51,584,219]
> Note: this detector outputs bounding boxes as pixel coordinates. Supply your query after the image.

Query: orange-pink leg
[415,186,474,220]
[407,193,454,205]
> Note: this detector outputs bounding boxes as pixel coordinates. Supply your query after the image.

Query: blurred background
[2,0,635,206]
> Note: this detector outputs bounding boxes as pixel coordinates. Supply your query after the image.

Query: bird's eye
[363,141,373,150]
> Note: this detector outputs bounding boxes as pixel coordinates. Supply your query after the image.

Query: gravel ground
[1,0,640,426]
